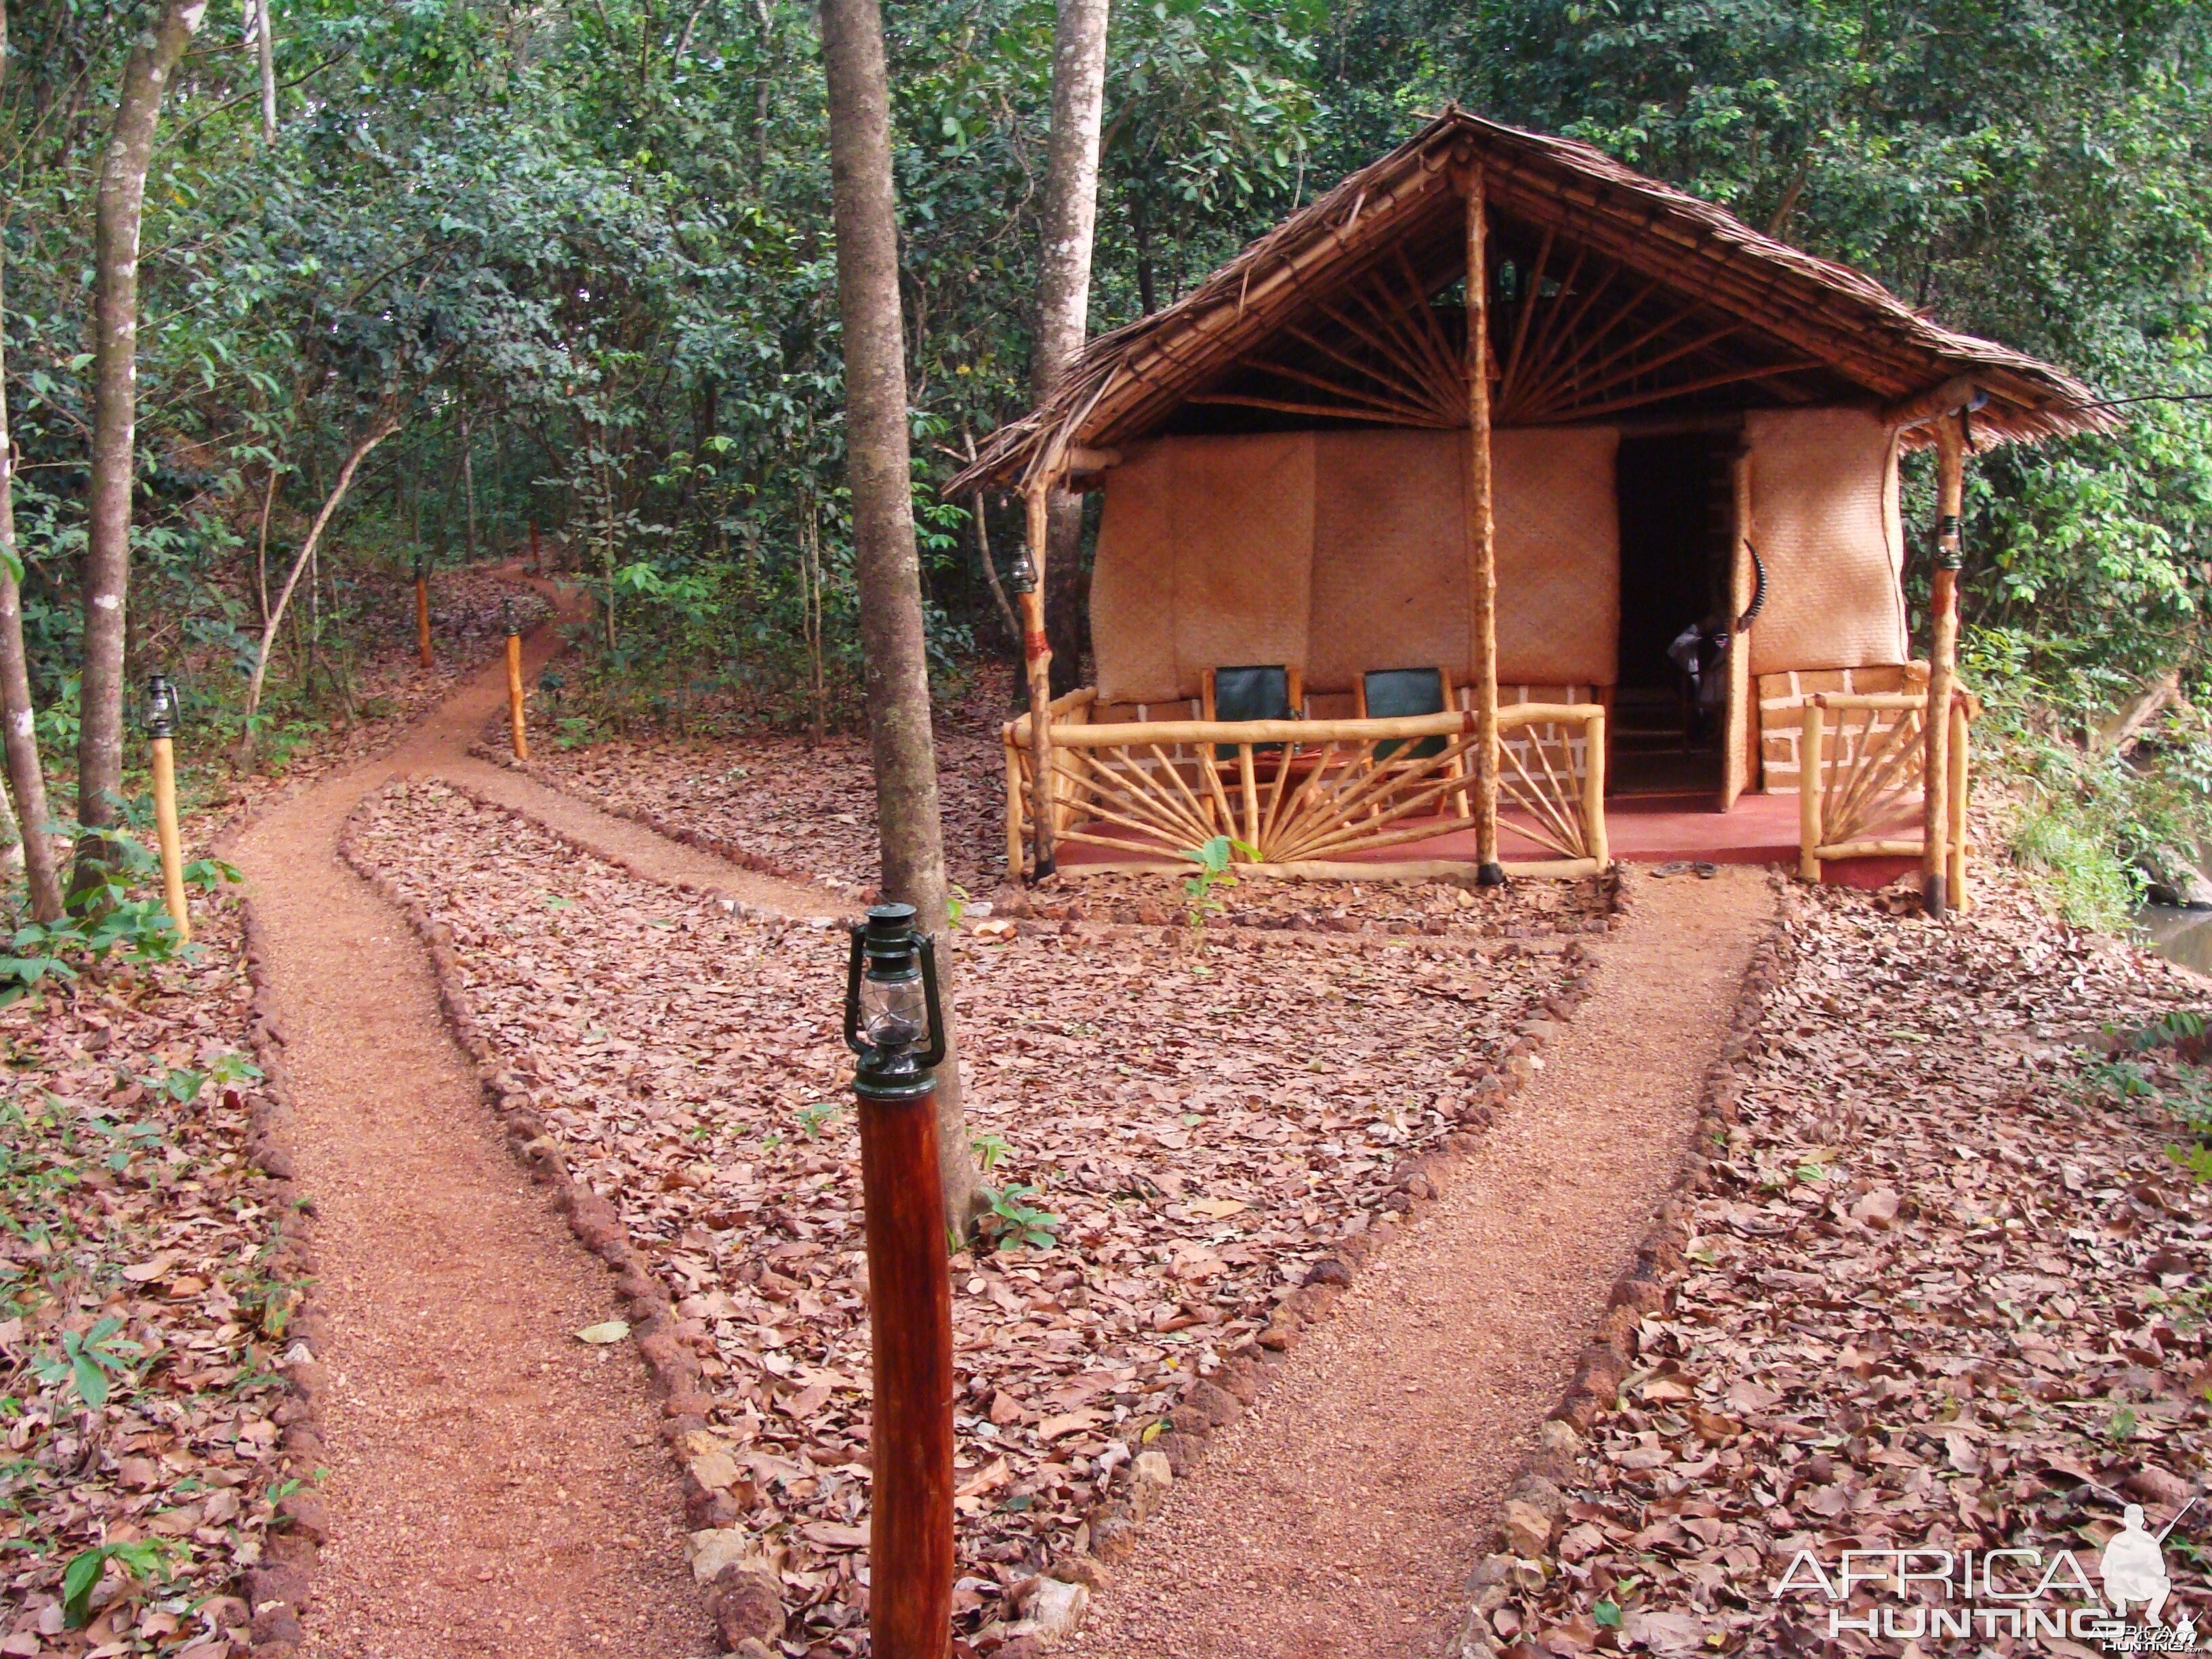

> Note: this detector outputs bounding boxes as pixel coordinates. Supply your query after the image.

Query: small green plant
[33,1317,142,1410]
[978,1182,1061,1251]
[971,1132,1010,1173]
[947,883,969,926]
[60,1538,170,1627]
[1174,836,1258,941]
[795,1101,842,1139]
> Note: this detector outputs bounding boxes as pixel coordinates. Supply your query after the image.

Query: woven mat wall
[1092,428,1622,702]
[1090,441,1179,703]
[1495,428,1620,685]
[1745,408,1908,676]
[1171,434,1315,697]
[1309,430,1469,690]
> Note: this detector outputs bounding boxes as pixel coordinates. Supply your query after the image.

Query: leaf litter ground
[346,781,1580,1651]
[1493,880,2212,1657]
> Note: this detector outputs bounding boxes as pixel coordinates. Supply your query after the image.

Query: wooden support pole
[150,733,189,943]
[1019,488,1056,880]
[528,520,541,572]
[415,567,432,668]
[506,630,529,761]
[1798,701,1824,882]
[1463,159,1503,886]
[1948,695,1971,913]
[1003,736,1025,877]
[856,1077,955,1659]
[1582,708,1608,868]
[1922,414,1965,916]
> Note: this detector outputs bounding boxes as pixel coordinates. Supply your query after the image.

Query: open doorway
[1611,432,1738,799]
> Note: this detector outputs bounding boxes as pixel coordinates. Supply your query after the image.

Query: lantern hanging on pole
[842,903,954,1658]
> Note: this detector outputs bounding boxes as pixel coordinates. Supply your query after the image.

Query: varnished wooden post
[1582,710,1608,867]
[506,631,529,760]
[855,1079,954,1659]
[415,556,433,668]
[1003,733,1026,876]
[1798,700,1824,882]
[1921,414,1965,916]
[150,732,190,943]
[1948,695,1971,912]
[1462,159,1503,886]
[528,520,541,572]
[1018,487,1057,880]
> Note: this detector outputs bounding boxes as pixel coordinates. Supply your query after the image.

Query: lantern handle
[842,923,867,1056]
[917,932,947,1072]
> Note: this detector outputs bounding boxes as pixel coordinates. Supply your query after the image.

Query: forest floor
[15,586,2212,1658]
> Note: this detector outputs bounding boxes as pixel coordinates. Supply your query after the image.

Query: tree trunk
[254,0,275,145]
[1029,0,1109,697]
[241,414,399,759]
[73,0,207,897]
[819,0,979,1233]
[0,241,62,916]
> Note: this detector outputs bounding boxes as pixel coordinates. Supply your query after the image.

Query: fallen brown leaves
[512,730,1009,898]
[347,781,1578,1652]
[1494,882,2212,1657]
[0,901,295,1658]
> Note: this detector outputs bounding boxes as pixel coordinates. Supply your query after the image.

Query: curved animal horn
[1736,542,1768,634]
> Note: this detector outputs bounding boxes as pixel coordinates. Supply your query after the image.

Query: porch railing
[1797,690,1974,905]
[1004,693,1608,878]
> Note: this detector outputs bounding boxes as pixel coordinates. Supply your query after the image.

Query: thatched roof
[949,108,2109,496]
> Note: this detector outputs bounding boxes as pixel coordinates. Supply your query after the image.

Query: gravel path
[220,598,825,1659]
[1068,867,1776,1659]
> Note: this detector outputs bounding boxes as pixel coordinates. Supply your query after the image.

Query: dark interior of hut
[1610,430,1736,799]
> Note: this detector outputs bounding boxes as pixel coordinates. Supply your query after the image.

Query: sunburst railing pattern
[1797,691,1974,903]
[1004,699,1608,877]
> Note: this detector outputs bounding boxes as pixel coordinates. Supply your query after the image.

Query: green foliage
[1,817,241,1005]
[1175,836,1258,937]
[977,1181,1062,1251]
[59,1538,169,1629]
[31,1318,142,1413]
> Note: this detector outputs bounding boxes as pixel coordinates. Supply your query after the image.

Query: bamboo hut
[949,108,2110,912]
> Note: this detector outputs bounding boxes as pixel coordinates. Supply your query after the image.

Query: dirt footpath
[1069,867,1775,1659]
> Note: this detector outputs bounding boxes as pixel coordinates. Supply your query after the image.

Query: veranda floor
[1054,788,1921,888]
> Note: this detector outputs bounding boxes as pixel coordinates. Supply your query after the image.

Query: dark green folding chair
[1202,664,1302,761]
[1358,666,1451,762]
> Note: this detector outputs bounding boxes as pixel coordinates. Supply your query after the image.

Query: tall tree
[0,0,61,920]
[73,0,207,894]
[1030,0,1110,697]
[819,0,978,1230]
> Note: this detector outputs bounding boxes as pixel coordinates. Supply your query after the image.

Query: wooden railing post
[1462,156,1503,886]
[1581,707,1608,867]
[1921,413,1965,915]
[1237,743,1259,847]
[1018,489,1056,880]
[1798,699,1824,882]
[1948,695,1971,912]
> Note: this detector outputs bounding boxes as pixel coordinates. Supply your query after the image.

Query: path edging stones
[1447,874,1800,1659]
[1029,888,1619,1654]
[337,779,1620,1654]
[232,897,338,1657]
[466,733,861,903]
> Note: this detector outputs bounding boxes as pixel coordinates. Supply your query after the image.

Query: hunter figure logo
[1771,1489,2199,1651]
[2104,1507,2175,1628]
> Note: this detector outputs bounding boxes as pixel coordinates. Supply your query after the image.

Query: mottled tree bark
[0,0,62,920]
[73,0,207,896]
[1031,0,1109,697]
[819,0,978,1231]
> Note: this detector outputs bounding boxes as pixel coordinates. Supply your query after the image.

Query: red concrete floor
[1058,790,1920,888]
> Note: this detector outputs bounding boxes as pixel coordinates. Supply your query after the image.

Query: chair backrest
[1361,667,1446,720]
[1208,663,1292,723]
[1361,667,1449,761]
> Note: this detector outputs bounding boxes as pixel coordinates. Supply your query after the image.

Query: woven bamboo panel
[1744,408,1909,677]
[1495,427,1620,686]
[1169,434,1315,699]
[1090,441,1180,704]
[1308,429,1469,692]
